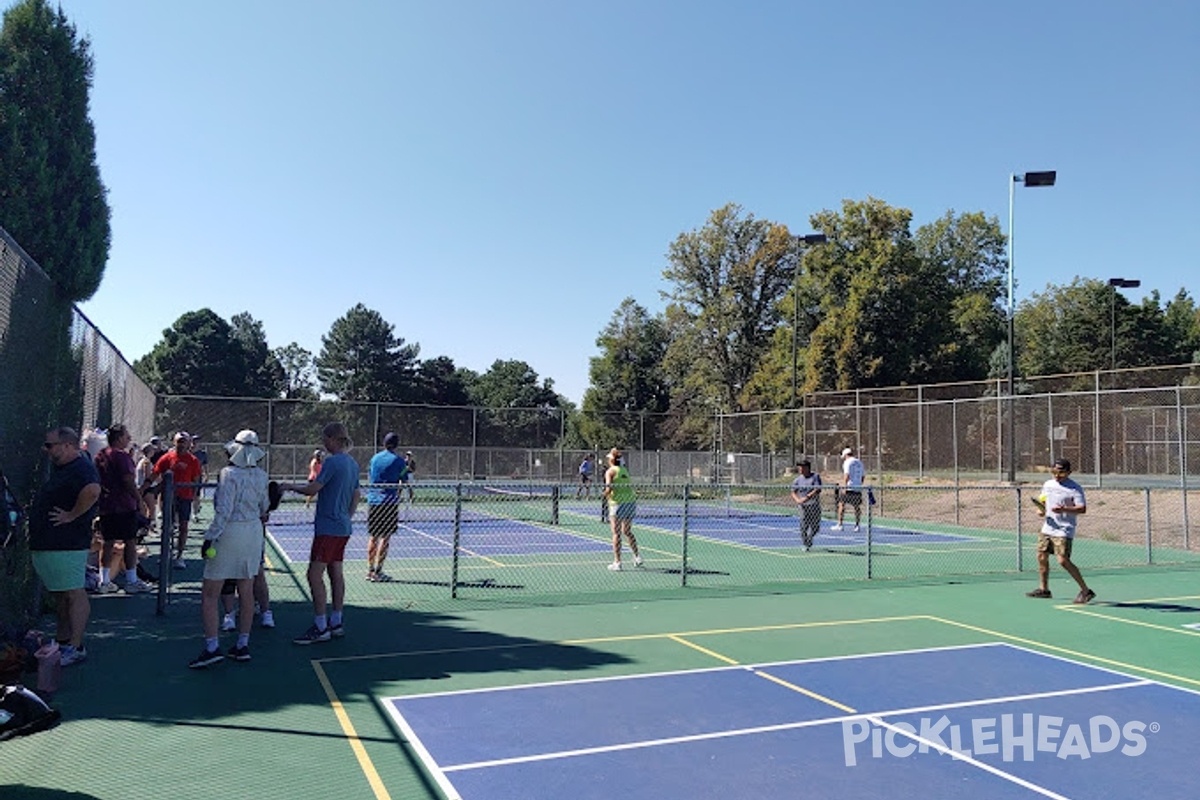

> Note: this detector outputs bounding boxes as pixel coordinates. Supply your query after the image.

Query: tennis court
[387,641,1195,799]
[6,483,1200,800]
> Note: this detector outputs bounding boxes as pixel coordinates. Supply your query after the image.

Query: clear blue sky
[60,0,1198,404]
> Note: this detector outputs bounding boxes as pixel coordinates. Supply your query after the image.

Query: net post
[681,483,690,587]
[551,484,560,525]
[1016,486,1024,573]
[451,483,462,598]
[865,485,873,580]
[156,472,175,616]
[1144,487,1152,564]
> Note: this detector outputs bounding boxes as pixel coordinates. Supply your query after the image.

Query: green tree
[230,312,285,397]
[661,203,799,415]
[135,309,257,396]
[315,303,419,402]
[0,0,109,301]
[417,356,473,406]
[273,342,317,400]
[801,198,951,391]
[580,298,670,448]
[469,360,564,448]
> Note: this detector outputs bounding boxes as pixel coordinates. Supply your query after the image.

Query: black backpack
[0,684,60,741]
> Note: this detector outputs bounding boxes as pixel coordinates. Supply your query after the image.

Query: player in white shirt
[832,448,866,532]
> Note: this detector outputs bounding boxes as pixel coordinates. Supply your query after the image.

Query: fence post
[681,484,690,587]
[451,483,462,598]
[156,472,175,616]
[1176,387,1190,550]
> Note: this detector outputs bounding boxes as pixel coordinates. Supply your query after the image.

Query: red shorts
[310,535,349,564]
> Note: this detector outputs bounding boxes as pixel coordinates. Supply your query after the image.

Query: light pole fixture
[790,233,828,467]
[1107,277,1141,371]
[1006,170,1056,483]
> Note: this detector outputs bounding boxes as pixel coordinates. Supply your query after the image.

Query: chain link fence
[721,376,1200,487]
[156,396,716,484]
[1,226,157,630]
[156,479,1195,611]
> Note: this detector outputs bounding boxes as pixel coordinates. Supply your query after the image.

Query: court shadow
[1100,600,1200,613]
[0,788,103,800]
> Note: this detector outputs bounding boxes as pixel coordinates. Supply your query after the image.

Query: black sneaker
[328,622,345,639]
[292,624,331,645]
[227,645,252,662]
[188,647,225,669]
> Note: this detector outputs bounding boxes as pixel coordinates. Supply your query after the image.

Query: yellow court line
[667,634,858,713]
[311,660,392,800]
[667,634,740,664]
[1054,605,1200,638]
[923,614,1200,689]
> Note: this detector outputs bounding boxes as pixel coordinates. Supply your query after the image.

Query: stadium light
[791,233,828,466]
[1006,170,1056,483]
[1108,277,1141,371]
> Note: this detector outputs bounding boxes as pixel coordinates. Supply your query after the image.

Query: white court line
[438,678,1151,773]
[385,642,1008,701]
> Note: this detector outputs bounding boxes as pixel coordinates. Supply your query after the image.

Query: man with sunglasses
[29,427,101,666]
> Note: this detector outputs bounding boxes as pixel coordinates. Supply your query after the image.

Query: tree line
[132,200,1200,451]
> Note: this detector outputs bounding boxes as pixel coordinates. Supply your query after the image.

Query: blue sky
[58,0,1198,404]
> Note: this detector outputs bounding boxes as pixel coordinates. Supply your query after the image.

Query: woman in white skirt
[189,430,270,669]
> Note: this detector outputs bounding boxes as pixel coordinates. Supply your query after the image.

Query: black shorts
[368,503,399,538]
[99,511,139,542]
[841,490,863,507]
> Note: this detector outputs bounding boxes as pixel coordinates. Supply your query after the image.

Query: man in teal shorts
[29,427,101,666]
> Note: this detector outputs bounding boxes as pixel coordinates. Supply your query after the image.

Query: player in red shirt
[148,432,204,569]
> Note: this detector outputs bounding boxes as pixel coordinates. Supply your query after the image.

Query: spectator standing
[94,424,152,594]
[365,433,406,582]
[149,432,204,569]
[189,430,271,668]
[790,460,823,551]
[29,427,100,666]
[282,422,361,644]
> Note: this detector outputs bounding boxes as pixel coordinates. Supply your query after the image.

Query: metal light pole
[1108,277,1141,371]
[790,233,828,466]
[1006,170,1056,482]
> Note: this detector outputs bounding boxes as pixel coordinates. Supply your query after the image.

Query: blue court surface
[266,516,610,562]
[383,643,1197,799]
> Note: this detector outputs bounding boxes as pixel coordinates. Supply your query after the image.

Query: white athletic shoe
[221,613,236,632]
[830,524,843,532]
[853,525,861,532]
[607,562,623,571]
[633,555,644,567]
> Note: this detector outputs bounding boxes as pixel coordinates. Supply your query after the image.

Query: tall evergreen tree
[315,303,419,402]
[0,0,110,301]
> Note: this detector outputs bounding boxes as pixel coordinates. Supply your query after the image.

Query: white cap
[842,448,853,457]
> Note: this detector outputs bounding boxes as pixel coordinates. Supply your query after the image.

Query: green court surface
[4,534,1200,799]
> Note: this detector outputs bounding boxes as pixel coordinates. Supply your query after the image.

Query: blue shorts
[31,550,88,592]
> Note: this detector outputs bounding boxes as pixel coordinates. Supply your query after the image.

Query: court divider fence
[151,479,1200,613]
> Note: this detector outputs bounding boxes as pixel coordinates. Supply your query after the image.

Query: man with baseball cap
[790,460,823,550]
[1026,458,1094,604]
[365,432,406,582]
[832,448,865,532]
